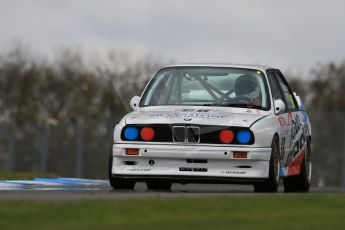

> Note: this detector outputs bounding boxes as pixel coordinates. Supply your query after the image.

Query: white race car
[109,64,312,192]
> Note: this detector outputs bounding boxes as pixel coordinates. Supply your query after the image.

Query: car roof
[162,63,275,72]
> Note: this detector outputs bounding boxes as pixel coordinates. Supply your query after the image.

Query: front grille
[187,126,200,143]
[121,124,254,145]
[173,126,200,143]
[172,126,186,142]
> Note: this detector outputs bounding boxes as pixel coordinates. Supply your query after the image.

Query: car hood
[125,106,270,127]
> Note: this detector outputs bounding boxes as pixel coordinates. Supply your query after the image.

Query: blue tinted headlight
[124,127,139,140]
[236,130,251,144]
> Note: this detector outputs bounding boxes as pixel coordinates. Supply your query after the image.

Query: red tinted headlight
[140,127,155,141]
[219,130,234,144]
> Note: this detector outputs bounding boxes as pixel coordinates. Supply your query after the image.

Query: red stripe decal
[287,144,306,176]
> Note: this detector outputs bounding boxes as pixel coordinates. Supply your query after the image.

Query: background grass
[0,195,344,230]
[0,172,59,180]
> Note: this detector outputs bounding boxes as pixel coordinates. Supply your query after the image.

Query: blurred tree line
[288,62,345,187]
[0,46,162,127]
[0,45,344,185]
[0,46,163,178]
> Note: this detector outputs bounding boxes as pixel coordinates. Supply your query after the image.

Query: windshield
[140,67,270,110]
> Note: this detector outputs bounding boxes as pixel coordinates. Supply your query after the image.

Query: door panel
[267,72,291,169]
[272,71,308,176]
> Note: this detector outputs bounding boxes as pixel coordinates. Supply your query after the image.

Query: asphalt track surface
[1,182,345,200]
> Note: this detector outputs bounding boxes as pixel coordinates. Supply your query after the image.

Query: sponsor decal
[290,114,302,147]
[127,168,152,172]
[286,125,308,166]
[280,136,286,161]
[149,111,229,121]
[284,113,310,175]
[286,144,306,176]
[277,112,292,135]
[278,113,309,171]
[302,111,309,123]
[222,170,247,175]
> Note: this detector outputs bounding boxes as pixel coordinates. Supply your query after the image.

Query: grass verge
[0,195,344,230]
[0,172,59,180]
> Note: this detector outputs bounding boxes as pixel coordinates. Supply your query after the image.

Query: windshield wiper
[201,103,266,110]
[223,103,266,110]
[200,104,221,106]
[143,103,265,110]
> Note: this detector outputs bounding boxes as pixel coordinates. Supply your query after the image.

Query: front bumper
[111,143,272,184]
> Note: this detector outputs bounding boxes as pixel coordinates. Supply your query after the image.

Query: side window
[274,72,298,111]
[267,73,284,102]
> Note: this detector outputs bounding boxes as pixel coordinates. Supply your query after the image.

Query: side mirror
[274,99,286,114]
[293,92,305,111]
[130,96,140,110]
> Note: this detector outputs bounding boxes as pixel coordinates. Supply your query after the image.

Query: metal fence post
[76,126,83,178]
[40,125,50,172]
[34,125,50,173]
[336,111,345,187]
[70,121,83,178]
[0,128,14,172]
[6,132,14,172]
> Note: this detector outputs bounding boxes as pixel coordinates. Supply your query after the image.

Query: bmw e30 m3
[109,64,312,192]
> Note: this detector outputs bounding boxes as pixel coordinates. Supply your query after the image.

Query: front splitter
[111,174,266,185]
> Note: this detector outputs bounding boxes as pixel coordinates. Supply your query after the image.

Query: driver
[234,74,261,106]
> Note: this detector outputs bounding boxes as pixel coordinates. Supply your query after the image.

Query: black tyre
[108,150,135,190]
[283,142,311,192]
[254,137,280,192]
[146,180,172,191]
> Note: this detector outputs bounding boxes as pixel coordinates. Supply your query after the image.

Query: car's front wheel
[283,142,311,192]
[254,136,280,192]
[108,150,136,190]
